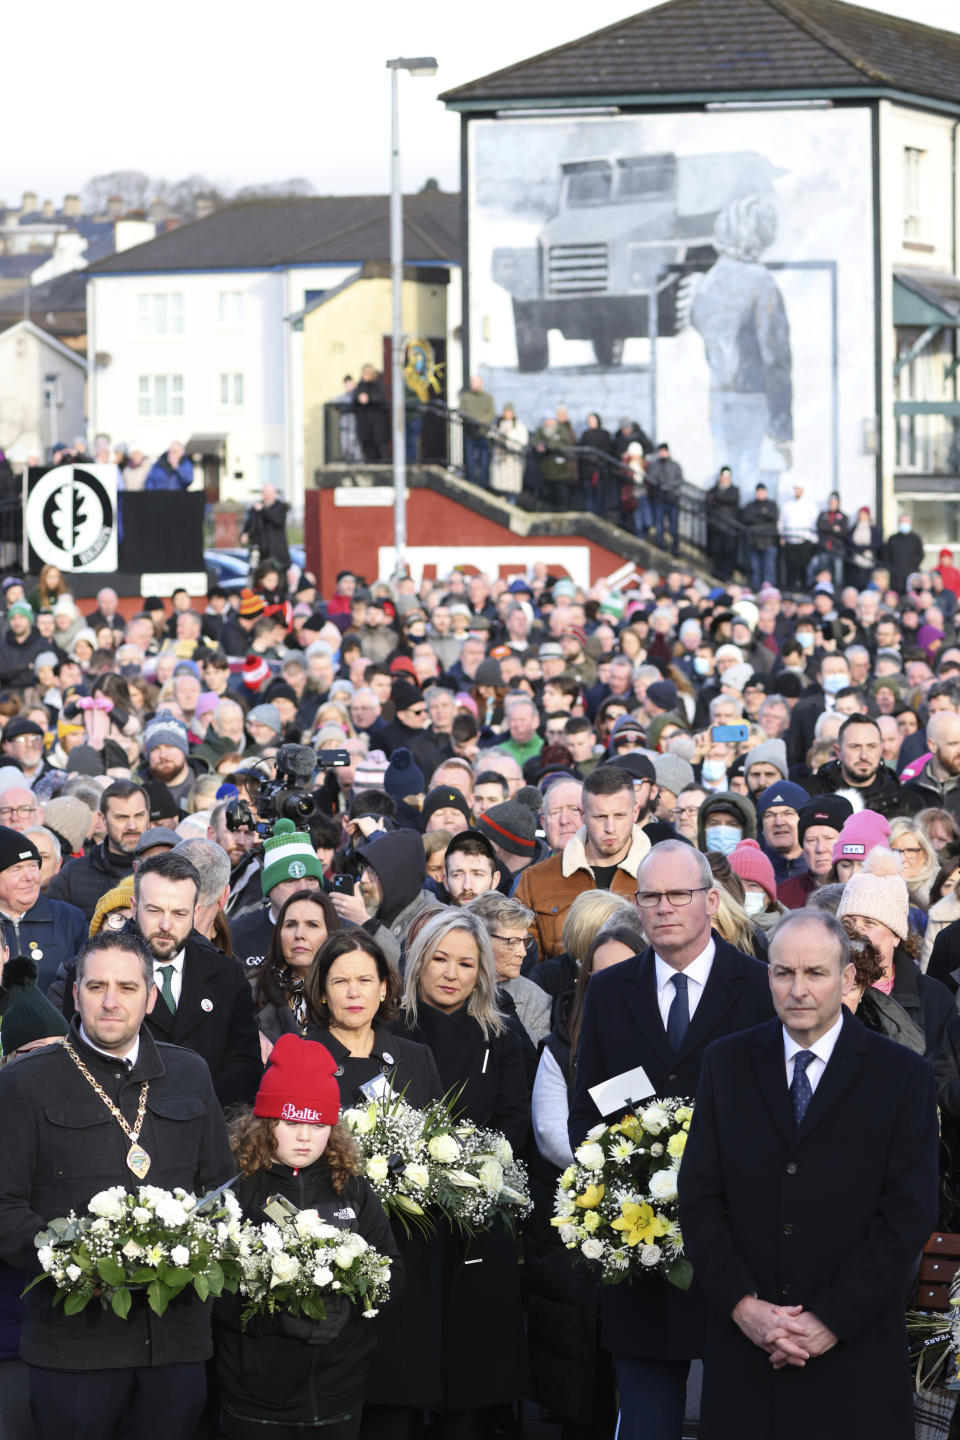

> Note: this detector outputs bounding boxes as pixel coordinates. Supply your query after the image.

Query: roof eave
[444,84,960,116]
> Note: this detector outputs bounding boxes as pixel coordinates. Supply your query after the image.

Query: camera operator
[328,827,434,967]
[207,799,263,917]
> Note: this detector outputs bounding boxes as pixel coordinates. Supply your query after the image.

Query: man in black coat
[884,513,924,593]
[740,482,780,591]
[241,481,290,567]
[704,467,740,581]
[645,443,683,556]
[46,780,150,921]
[804,713,910,820]
[678,910,938,1440]
[569,840,774,1440]
[0,928,234,1439]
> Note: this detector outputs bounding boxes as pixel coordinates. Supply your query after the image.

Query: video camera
[224,743,349,839]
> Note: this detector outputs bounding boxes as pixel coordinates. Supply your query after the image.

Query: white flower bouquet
[239,1209,393,1327]
[340,1090,531,1236]
[552,1099,694,1291]
[28,1184,246,1319]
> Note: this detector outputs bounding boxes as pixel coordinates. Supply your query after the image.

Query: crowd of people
[1,544,960,1438]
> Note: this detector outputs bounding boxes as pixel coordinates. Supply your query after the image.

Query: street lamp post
[386,55,438,579]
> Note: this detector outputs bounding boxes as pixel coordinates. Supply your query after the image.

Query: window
[903,147,924,241]
[219,373,244,407]
[137,292,183,335]
[218,291,243,325]
[257,454,282,489]
[137,374,184,417]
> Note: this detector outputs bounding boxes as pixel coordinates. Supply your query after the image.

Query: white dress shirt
[152,950,186,1007]
[783,1011,844,1093]
[79,1024,141,1070]
[654,938,716,1028]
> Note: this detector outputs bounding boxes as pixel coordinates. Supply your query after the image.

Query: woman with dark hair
[252,889,341,1042]
[306,930,444,1440]
[219,1037,402,1440]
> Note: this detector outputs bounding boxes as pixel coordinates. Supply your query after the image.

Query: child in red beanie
[217,1035,401,1440]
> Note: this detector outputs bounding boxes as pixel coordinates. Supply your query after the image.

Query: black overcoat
[568,933,774,1359]
[678,1012,939,1440]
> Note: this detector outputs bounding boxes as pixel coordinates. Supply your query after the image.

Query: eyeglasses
[7,735,42,747]
[490,934,527,950]
[673,805,701,818]
[407,707,427,717]
[891,845,923,858]
[635,887,709,909]
[0,804,36,821]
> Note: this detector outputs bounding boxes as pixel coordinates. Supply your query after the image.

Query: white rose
[313,1264,334,1287]
[640,1105,669,1136]
[353,1108,376,1136]
[403,1164,430,1190]
[88,1189,125,1221]
[428,1134,460,1164]
[122,1240,144,1258]
[333,1245,356,1268]
[581,1239,604,1261]
[478,1159,504,1193]
[574,1142,605,1172]
[270,1252,300,1287]
[294,1211,323,1240]
[65,1263,83,1282]
[366,1155,389,1183]
[650,1143,664,1157]
[648,1170,678,1203]
[170,1246,191,1267]
[640,1244,662,1267]
[586,1123,607,1141]
[132,1207,152,1225]
[492,1136,513,1167]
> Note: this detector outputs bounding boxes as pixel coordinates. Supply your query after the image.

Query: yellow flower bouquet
[551,1099,694,1290]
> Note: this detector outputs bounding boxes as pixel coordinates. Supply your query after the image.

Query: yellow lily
[610,1201,669,1247]
[574,1184,605,1210]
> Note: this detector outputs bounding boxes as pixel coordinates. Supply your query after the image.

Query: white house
[0,320,86,461]
[86,194,461,516]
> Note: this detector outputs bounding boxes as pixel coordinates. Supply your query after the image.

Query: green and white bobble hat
[260,818,323,897]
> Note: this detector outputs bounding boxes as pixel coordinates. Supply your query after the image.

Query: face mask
[797,631,815,651]
[743,890,766,916]
[705,824,742,855]
[693,656,712,677]
[822,673,847,695]
[784,664,805,676]
[899,521,912,534]
[701,757,727,783]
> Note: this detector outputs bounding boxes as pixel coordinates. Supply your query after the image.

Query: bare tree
[81,171,153,215]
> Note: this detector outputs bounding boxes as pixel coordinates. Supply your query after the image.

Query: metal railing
[322,399,744,569]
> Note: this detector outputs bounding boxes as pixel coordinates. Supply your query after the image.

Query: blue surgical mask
[822,672,847,695]
[899,521,912,534]
[797,631,815,651]
[693,656,712,676]
[701,757,727,783]
[705,824,742,855]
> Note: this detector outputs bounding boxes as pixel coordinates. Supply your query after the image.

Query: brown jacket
[514,825,651,959]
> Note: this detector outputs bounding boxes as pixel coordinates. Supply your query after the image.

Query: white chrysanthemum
[367,1155,389,1183]
[260,1224,284,1254]
[363,1308,379,1318]
[65,1263,82,1282]
[558,1223,578,1244]
[574,1142,605,1172]
[88,1188,126,1220]
[154,1197,188,1228]
[170,1246,191,1267]
[270,1252,299,1286]
[640,1244,662,1267]
[611,1140,636,1161]
[649,1170,678,1203]
[555,1194,576,1218]
[581,1238,604,1260]
[37,1245,55,1271]
[428,1134,460,1164]
[313,1264,334,1287]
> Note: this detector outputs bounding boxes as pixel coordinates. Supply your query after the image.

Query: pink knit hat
[831,809,890,865]
[730,839,777,904]
[837,847,909,941]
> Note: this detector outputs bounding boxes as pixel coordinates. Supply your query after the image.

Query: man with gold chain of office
[0,927,234,1440]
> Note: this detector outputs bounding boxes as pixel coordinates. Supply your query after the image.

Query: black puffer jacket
[217,1162,402,1427]
[46,841,135,922]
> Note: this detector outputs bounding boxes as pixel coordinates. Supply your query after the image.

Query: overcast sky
[4,0,957,205]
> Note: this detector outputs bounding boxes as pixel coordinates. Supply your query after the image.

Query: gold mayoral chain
[61,1039,152,1178]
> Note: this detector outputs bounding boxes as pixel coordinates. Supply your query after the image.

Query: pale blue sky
[3,0,956,204]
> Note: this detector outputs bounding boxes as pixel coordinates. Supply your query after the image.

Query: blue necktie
[791,1050,815,1127]
[666,973,689,1054]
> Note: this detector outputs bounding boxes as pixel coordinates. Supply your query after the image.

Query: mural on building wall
[469,109,874,506]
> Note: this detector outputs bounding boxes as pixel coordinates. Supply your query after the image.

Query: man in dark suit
[569,840,774,1440]
[132,850,262,1108]
[678,910,938,1439]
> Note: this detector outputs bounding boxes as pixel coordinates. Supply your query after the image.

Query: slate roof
[87,192,461,275]
[0,270,89,338]
[441,0,960,106]
[0,253,50,279]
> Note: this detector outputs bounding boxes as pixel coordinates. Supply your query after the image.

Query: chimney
[63,194,82,218]
[149,197,169,222]
[22,190,37,215]
[41,199,54,219]
[194,196,216,221]
[107,195,123,219]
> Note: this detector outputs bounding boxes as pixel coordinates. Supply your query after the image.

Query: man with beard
[806,715,908,819]
[47,781,150,920]
[443,830,502,906]
[904,710,960,820]
[140,715,195,811]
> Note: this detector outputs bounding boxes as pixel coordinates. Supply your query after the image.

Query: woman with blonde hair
[888,816,938,911]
